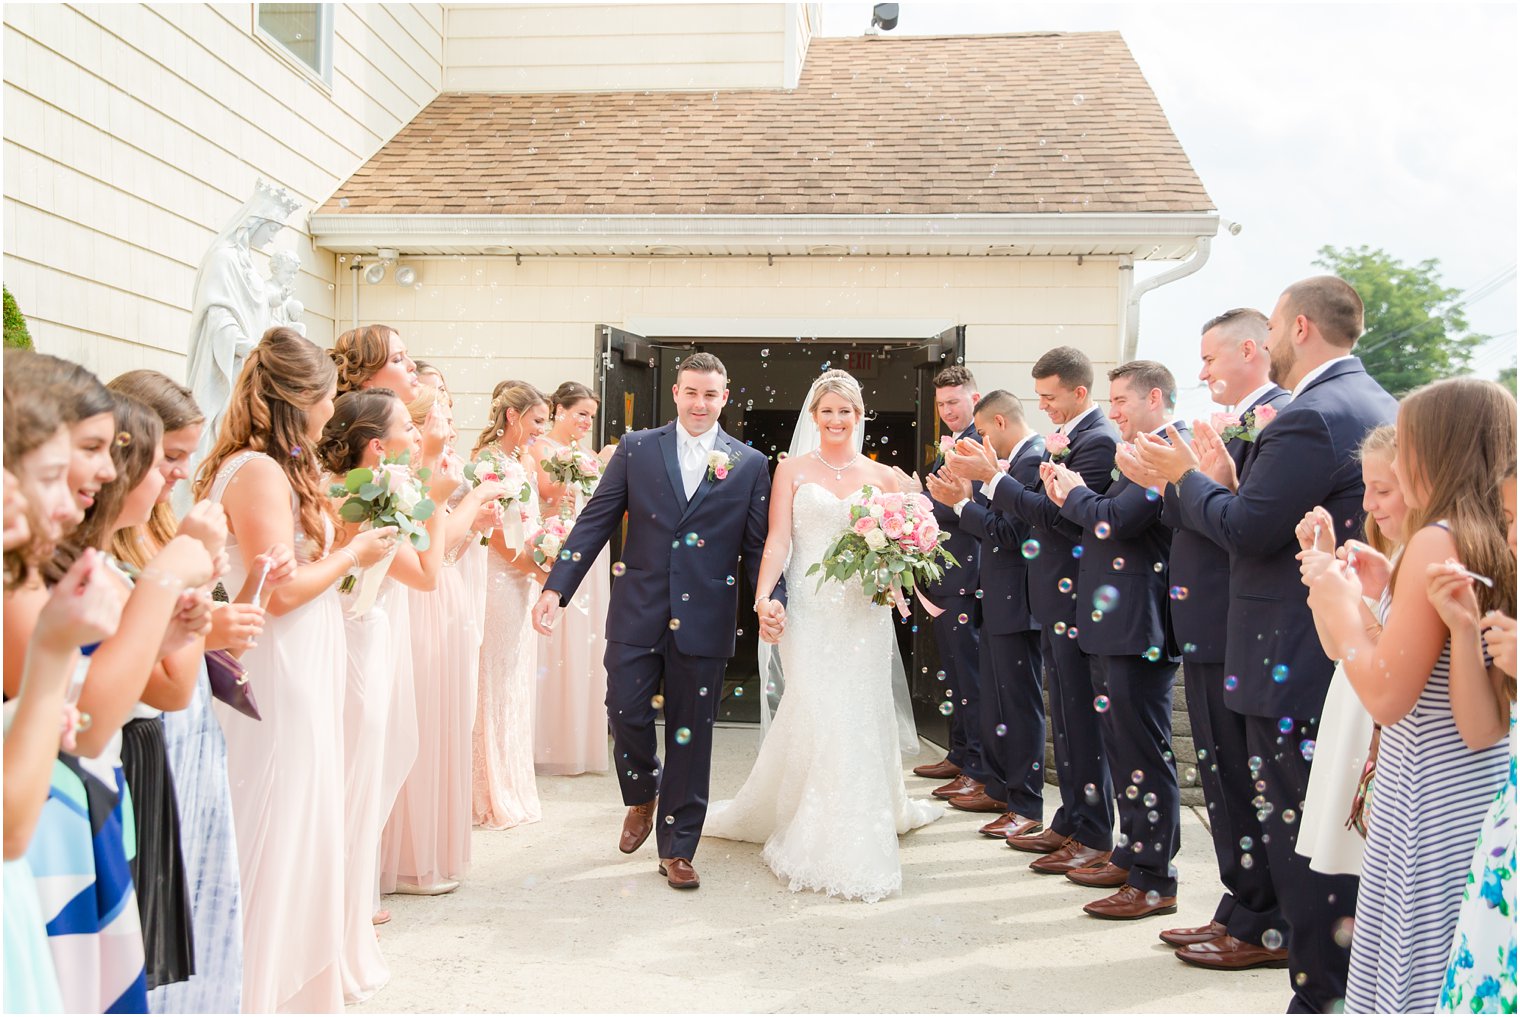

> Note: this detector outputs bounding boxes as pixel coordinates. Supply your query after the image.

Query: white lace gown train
[705,484,942,902]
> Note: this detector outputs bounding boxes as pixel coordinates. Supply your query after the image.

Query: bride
[704,370,943,902]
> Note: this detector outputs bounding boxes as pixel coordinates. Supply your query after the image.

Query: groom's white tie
[680,438,705,500]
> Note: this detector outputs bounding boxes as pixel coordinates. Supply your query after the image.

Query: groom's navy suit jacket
[544,422,779,659]
[1173,358,1396,718]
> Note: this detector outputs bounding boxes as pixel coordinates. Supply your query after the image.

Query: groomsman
[914,365,988,802]
[960,347,1119,875]
[1125,309,1290,967]
[1137,277,1397,1013]
[1043,361,1185,921]
[928,391,1046,834]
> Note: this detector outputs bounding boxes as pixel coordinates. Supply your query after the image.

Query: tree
[1501,363,1517,396]
[1312,245,1488,396]
[3,286,32,349]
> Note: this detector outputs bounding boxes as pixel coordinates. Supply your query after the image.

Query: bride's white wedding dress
[704,482,944,902]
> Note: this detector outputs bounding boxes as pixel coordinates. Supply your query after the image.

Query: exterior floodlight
[364,262,386,285]
[872,4,899,31]
[394,265,417,286]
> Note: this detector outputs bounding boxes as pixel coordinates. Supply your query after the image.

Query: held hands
[531,589,562,635]
[1482,612,1517,678]
[756,598,787,644]
[1190,420,1238,492]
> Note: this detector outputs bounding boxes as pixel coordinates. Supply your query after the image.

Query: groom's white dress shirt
[678,423,719,500]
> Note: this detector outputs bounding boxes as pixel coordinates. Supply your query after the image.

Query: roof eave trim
[309,211,1219,249]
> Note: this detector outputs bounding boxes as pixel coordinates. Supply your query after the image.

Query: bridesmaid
[317,388,456,1003]
[528,382,612,776]
[381,384,505,894]
[473,382,550,829]
[193,327,395,1013]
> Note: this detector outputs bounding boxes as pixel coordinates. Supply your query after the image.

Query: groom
[531,352,784,891]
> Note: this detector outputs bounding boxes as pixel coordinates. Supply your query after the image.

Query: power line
[1354,263,1517,360]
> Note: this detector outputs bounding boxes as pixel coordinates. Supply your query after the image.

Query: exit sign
[844,350,881,379]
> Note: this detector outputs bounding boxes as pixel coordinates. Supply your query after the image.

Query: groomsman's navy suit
[544,421,780,862]
[988,408,1119,851]
[1173,357,1396,1013]
[925,425,986,784]
[958,435,1046,819]
[1058,422,1188,898]
[1160,385,1289,947]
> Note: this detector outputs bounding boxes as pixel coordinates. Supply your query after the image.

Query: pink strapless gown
[533,542,611,775]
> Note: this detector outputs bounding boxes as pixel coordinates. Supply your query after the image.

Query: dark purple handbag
[206,649,260,720]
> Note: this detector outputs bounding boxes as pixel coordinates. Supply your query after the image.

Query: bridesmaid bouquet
[465,447,533,548]
[541,445,602,499]
[329,451,435,613]
[807,485,958,608]
[528,514,575,573]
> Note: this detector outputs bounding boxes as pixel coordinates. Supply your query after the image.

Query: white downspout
[1122,235,1212,363]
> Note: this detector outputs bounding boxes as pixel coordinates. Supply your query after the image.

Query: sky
[821,2,1518,419]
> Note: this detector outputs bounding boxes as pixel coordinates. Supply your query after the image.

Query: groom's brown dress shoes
[619,801,656,854]
[913,757,961,780]
[658,858,700,890]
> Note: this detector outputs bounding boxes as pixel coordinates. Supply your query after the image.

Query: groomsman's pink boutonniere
[706,449,740,482]
[1214,404,1277,444]
[1045,432,1072,463]
[938,435,956,459]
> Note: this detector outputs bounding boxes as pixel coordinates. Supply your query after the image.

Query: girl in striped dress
[1303,379,1516,1012]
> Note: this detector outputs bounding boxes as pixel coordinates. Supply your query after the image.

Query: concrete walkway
[357,726,1290,1013]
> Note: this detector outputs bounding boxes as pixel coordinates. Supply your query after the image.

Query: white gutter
[308,211,1218,255]
[1122,235,1213,362]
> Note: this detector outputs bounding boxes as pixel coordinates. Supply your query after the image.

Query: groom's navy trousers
[545,421,778,862]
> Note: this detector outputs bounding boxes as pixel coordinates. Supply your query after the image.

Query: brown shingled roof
[321,32,1212,217]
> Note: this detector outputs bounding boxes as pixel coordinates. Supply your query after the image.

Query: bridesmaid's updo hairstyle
[331,324,398,393]
[193,326,337,549]
[549,381,598,417]
[807,369,865,417]
[474,381,547,456]
[107,370,205,562]
[48,392,163,583]
[317,389,401,475]
[406,385,441,428]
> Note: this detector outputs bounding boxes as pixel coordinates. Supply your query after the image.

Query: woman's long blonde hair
[192,327,337,548]
[107,370,205,566]
[473,381,546,457]
[1391,378,1517,618]
[1355,425,1399,560]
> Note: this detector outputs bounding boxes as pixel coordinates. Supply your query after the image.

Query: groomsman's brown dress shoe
[1006,826,1067,853]
[1159,919,1228,947]
[948,789,1007,813]
[1174,935,1290,970]
[913,757,961,780]
[1029,837,1111,875]
[1065,861,1129,888]
[619,801,656,854]
[1082,884,1178,920]
[932,775,980,800]
[980,812,1042,839]
[658,858,700,890]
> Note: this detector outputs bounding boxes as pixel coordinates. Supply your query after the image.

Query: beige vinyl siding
[2,3,443,380]
[442,3,791,93]
[337,254,1121,434]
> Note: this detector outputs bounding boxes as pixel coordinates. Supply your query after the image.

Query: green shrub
[3,286,33,349]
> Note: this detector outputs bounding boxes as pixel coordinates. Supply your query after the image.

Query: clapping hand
[1114,442,1163,489]
[946,438,998,483]
[1045,463,1086,506]
[1190,420,1238,492]
[891,466,924,494]
[1134,426,1199,485]
[925,469,970,506]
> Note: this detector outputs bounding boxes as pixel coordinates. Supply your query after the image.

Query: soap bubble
[1333,918,1354,949]
[650,694,665,709]
[1067,626,1080,639]
[1248,755,1263,772]
[1071,544,1084,558]
[1282,808,1297,824]
[1300,739,1316,761]
[1143,792,1158,807]
[1111,557,1126,570]
[1124,785,1139,800]
[1169,586,1189,600]
[1083,782,1099,802]
[1278,717,1294,734]
[938,701,954,716]
[995,723,1007,737]
[1272,664,1290,683]
[1021,539,1041,559]
[1144,646,1162,662]
[1058,577,1074,593]
[1091,610,1104,622]
[1094,521,1112,539]
[684,532,699,546]
[1093,585,1120,611]
[674,727,692,745]
[1052,621,1068,635]
[613,562,627,576]
[957,613,969,624]
[1093,695,1110,712]
[1145,890,1162,906]
[668,618,682,630]
[1239,836,1254,851]
[1224,675,1239,691]
[1262,929,1284,950]
[1131,769,1145,783]
[935,670,946,681]
[1152,561,1164,573]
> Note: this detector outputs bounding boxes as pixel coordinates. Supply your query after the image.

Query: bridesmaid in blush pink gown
[194,329,396,1013]
[528,382,613,776]
[381,390,504,893]
[472,382,550,829]
[316,388,457,1003]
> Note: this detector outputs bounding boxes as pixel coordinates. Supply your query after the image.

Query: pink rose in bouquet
[807,484,959,608]
[852,515,879,535]
[542,443,601,498]
[880,491,906,512]
[881,511,908,539]
[914,519,941,551]
[915,493,935,515]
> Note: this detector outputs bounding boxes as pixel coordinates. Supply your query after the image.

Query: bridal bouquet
[329,451,435,612]
[465,447,533,547]
[528,514,574,573]
[540,445,602,499]
[807,486,958,608]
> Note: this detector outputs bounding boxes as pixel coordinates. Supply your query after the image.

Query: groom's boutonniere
[1212,404,1278,444]
[1111,440,1134,482]
[706,449,740,482]
[1045,432,1072,463]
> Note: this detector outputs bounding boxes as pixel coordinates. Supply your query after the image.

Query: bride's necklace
[813,448,860,481]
